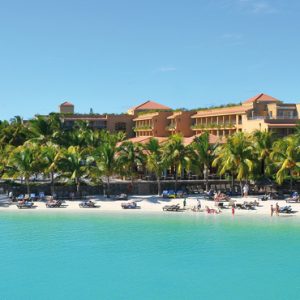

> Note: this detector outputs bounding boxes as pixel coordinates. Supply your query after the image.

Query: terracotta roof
[192,106,247,118]
[183,133,226,145]
[243,93,280,104]
[133,112,159,121]
[124,136,168,145]
[60,101,74,107]
[129,100,171,112]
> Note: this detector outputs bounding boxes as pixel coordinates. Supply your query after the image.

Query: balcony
[166,124,176,131]
[248,115,298,120]
[133,125,153,132]
[276,115,298,120]
[191,123,236,130]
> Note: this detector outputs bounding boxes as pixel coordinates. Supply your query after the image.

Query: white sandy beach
[0,194,299,217]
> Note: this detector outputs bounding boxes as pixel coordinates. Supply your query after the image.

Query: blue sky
[0,0,299,119]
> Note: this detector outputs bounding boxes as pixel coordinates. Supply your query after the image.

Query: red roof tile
[124,136,168,145]
[60,101,74,107]
[243,93,280,104]
[129,100,171,112]
[183,133,226,145]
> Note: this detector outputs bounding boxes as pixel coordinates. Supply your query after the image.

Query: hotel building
[56,93,299,141]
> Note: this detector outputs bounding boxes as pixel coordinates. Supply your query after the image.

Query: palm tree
[0,116,30,146]
[29,115,53,144]
[117,141,145,187]
[91,133,122,197]
[212,132,254,195]
[252,130,275,177]
[162,134,191,191]
[271,136,300,190]
[144,138,166,195]
[0,145,14,178]
[58,146,92,194]
[191,132,215,191]
[7,143,38,194]
[40,143,60,196]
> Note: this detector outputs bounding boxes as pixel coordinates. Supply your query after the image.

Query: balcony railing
[166,125,176,130]
[191,123,236,130]
[133,125,153,131]
[276,115,298,120]
[248,115,298,120]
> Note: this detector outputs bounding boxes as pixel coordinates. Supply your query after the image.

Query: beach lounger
[235,203,249,210]
[162,190,181,199]
[286,195,300,203]
[17,194,24,201]
[30,193,37,201]
[114,193,128,200]
[162,204,181,211]
[121,201,138,209]
[38,192,45,200]
[79,201,99,208]
[279,205,293,214]
[46,200,63,208]
[17,201,34,209]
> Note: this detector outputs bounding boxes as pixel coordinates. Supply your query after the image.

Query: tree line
[0,114,299,196]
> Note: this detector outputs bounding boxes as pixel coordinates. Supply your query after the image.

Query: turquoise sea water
[1,212,300,300]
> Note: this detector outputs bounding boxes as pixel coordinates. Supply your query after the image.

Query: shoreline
[1,195,299,218]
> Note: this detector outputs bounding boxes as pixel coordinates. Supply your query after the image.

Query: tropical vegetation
[0,114,299,195]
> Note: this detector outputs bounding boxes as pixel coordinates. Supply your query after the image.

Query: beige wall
[168,111,194,137]
[242,119,269,132]
[152,112,172,136]
[106,114,134,137]
[60,105,74,114]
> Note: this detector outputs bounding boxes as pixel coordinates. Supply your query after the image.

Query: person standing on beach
[271,205,274,217]
[183,198,187,209]
[197,199,201,211]
[243,184,249,198]
[275,202,280,216]
[232,204,235,216]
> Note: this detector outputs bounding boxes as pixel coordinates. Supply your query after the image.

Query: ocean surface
[1,211,300,300]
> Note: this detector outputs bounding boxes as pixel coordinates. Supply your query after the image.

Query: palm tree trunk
[107,176,110,198]
[130,166,134,194]
[175,170,178,192]
[51,171,55,196]
[261,158,265,176]
[76,178,80,195]
[204,165,209,191]
[231,172,235,190]
[25,177,30,195]
[240,180,243,197]
[157,176,161,196]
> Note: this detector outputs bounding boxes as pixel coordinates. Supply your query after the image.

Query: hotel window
[115,122,126,132]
